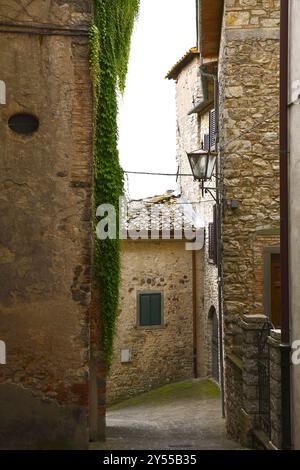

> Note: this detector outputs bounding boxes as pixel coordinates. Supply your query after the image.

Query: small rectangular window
[138,292,163,327]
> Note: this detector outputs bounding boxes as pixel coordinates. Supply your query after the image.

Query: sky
[118,0,197,200]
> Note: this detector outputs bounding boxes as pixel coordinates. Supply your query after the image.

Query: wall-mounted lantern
[186,149,217,181]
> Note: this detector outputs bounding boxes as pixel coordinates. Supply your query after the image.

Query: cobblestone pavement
[91,379,242,450]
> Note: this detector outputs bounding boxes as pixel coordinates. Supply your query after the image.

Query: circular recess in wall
[8,113,39,135]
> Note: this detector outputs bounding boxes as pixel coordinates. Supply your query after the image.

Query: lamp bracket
[204,187,217,202]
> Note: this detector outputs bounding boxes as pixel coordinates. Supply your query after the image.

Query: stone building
[107,193,205,403]
[0,1,104,449]
[166,49,221,383]
[194,0,282,449]
[108,44,224,405]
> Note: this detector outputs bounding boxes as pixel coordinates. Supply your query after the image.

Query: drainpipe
[188,61,225,415]
[205,70,225,419]
[200,63,210,103]
[215,102,225,420]
[196,0,200,53]
[280,0,292,450]
[198,65,225,418]
[192,250,198,378]
[216,138,226,419]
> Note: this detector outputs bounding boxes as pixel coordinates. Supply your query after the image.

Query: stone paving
[91,379,242,450]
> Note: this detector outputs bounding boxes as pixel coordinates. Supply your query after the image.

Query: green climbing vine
[90,0,140,368]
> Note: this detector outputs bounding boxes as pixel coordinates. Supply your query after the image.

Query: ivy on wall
[90,0,139,367]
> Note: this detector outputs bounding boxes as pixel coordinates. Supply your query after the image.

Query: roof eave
[166,48,199,80]
[199,0,224,58]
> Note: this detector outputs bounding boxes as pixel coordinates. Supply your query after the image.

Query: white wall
[175,56,219,377]
[289,0,300,450]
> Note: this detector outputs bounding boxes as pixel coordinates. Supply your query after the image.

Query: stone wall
[225,354,243,440]
[0,1,97,449]
[224,312,283,450]
[268,329,282,449]
[217,0,280,446]
[226,315,282,449]
[107,240,204,403]
[0,0,92,26]
[174,55,220,379]
[219,0,280,352]
[239,314,267,446]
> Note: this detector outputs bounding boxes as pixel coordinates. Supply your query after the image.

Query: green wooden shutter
[139,293,162,326]
[150,293,162,325]
[139,294,151,326]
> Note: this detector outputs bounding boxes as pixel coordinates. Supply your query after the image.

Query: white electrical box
[120,349,131,363]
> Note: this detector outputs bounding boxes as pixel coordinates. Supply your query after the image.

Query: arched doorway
[210,307,219,383]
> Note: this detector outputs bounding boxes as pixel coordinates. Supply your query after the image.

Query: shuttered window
[209,109,216,150]
[203,133,210,151]
[208,205,218,265]
[138,292,163,326]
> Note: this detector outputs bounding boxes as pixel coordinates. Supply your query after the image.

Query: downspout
[192,1,201,379]
[188,57,225,414]
[214,79,226,420]
[198,65,226,418]
[192,250,198,378]
[200,63,210,103]
[196,0,200,53]
[280,0,292,450]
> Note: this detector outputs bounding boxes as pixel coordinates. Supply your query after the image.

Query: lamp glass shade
[187,150,216,181]
[206,153,217,180]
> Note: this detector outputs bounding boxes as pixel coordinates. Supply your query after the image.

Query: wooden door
[271,253,281,328]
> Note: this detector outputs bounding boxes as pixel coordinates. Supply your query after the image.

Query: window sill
[135,324,166,330]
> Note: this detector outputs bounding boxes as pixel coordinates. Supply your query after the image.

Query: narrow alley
[1,0,299,455]
[91,380,241,451]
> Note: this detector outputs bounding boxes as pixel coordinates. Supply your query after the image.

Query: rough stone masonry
[0,0,101,449]
[218,0,280,442]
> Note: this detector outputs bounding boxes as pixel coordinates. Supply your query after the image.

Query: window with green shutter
[138,292,163,327]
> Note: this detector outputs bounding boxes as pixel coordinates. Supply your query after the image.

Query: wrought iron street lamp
[186,149,217,181]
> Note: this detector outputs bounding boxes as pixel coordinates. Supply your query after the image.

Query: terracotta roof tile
[121,191,196,233]
[166,47,199,80]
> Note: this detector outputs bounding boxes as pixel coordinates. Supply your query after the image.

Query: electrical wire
[125,170,192,177]
[129,199,216,204]
[124,109,280,178]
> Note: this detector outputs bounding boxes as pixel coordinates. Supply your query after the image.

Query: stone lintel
[226,28,280,42]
